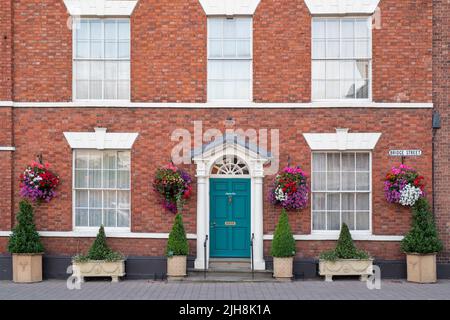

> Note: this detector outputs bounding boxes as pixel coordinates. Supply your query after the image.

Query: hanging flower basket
[384,164,425,207]
[20,161,60,203]
[153,163,192,214]
[268,167,309,211]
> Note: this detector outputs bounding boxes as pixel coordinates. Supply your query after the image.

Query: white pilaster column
[194,161,208,270]
[252,161,266,270]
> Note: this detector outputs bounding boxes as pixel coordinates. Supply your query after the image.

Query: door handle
[211,222,217,227]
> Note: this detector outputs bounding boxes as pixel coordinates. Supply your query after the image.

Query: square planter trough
[319,259,373,282]
[72,260,125,282]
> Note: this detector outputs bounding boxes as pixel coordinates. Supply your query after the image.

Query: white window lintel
[304,0,380,15]
[303,128,381,151]
[63,0,139,17]
[64,127,139,150]
[199,0,261,16]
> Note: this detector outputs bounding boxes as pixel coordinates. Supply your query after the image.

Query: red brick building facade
[0,0,447,278]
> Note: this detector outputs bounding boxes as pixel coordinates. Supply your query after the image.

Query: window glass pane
[313,153,326,171]
[313,172,326,191]
[327,193,340,211]
[89,190,102,207]
[118,81,129,100]
[103,170,116,188]
[118,61,129,80]
[76,209,89,227]
[327,212,340,230]
[76,40,89,58]
[223,40,236,57]
[327,172,340,190]
[356,80,369,99]
[76,81,89,100]
[76,190,89,207]
[76,61,90,80]
[356,193,370,210]
[312,20,326,38]
[104,20,117,40]
[341,81,355,99]
[356,212,370,230]
[89,81,102,100]
[356,172,370,191]
[312,61,325,79]
[326,80,340,99]
[105,41,117,59]
[312,80,325,100]
[223,19,236,38]
[104,209,117,227]
[89,209,102,227]
[209,40,222,57]
[355,40,369,58]
[208,19,222,38]
[75,170,88,188]
[104,81,117,99]
[118,41,130,59]
[236,18,251,38]
[326,61,340,79]
[327,153,340,171]
[355,19,369,38]
[77,21,90,40]
[90,40,103,58]
[236,40,251,57]
[342,19,354,38]
[235,80,251,100]
[103,191,117,208]
[103,152,116,169]
[342,153,355,171]
[356,60,369,79]
[326,19,340,39]
[342,40,354,58]
[90,20,102,40]
[312,40,325,59]
[326,40,340,58]
[341,193,354,210]
[313,212,326,230]
[342,172,355,190]
[75,151,89,169]
[118,171,130,189]
[118,210,130,227]
[118,152,131,170]
[313,193,326,210]
[356,153,370,171]
[342,211,355,230]
[89,169,102,188]
[118,21,130,40]
[118,191,130,208]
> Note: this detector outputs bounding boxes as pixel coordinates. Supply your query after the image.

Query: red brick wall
[7,0,433,103]
[12,0,72,102]
[372,0,433,103]
[0,0,13,101]
[433,0,450,263]
[0,107,432,259]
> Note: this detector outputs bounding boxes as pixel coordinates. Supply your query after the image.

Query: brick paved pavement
[0,280,449,300]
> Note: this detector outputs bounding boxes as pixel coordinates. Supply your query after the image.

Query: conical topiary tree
[401,198,443,254]
[271,209,296,257]
[167,214,189,256]
[320,224,369,261]
[74,225,123,262]
[8,200,44,254]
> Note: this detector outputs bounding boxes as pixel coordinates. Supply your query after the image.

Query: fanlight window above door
[211,156,250,175]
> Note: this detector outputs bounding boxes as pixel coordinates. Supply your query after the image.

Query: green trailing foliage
[271,209,296,258]
[73,225,123,262]
[401,198,443,254]
[320,224,370,261]
[8,200,44,254]
[167,214,189,256]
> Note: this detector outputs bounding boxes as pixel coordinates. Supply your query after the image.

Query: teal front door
[210,178,251,258]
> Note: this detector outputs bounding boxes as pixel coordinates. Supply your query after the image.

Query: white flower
[274,186,287,202]
[399,184,422,206]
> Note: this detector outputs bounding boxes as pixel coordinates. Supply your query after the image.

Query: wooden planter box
[167,256,187,278]
[72,260,125,283]
[273,257,293,280]
[406,253,437,283]
[319,259,373,282]
[12,253,43,283]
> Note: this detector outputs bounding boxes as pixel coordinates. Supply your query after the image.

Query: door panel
[210,178,251,258]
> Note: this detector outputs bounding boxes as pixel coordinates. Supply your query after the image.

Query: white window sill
[263,233,404,241]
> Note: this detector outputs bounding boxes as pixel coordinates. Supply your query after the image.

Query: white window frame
[311,17,372,102]
[310,151,372,236]
[207,16,253,102]
[72,17,131,102]
[72,149,132,232]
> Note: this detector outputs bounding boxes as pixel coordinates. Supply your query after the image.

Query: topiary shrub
[320,224,370,261]
[73,226,123,262]
[8,200,44,254]
[271,209,296,258]
[401,198,443,254]
[167,214,189,257]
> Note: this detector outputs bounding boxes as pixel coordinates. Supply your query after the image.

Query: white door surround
[192,134,271,270]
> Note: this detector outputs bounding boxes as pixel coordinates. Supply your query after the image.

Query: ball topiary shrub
[271,209,296,258]
[8,200,44,254]
[401,198,443,254]
[167,214,189,257]
[320,224,370,261]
